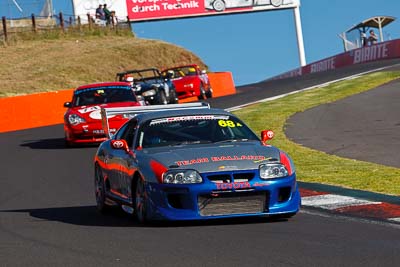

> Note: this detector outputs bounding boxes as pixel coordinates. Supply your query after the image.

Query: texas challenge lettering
[175,155,267,166]
[130,0,200,12]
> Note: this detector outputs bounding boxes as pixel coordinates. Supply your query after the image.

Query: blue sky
[2,0,399,85]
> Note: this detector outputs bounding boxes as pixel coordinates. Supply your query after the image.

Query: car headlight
[259,163,288,179]
[142,89,157,97]
[68,114,86,126]
[163,170,202,184]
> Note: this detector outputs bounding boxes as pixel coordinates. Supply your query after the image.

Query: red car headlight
[68,114,86,126]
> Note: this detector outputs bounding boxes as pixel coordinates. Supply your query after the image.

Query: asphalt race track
[286,77,400,168]
[1,61,400,266]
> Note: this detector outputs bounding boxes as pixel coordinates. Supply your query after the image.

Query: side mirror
[64,102,72,108]
[111,139,130,153]
[261,130,274,144]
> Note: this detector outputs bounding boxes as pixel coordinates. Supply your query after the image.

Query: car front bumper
[144,173,301,221]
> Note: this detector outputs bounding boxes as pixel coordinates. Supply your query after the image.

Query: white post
[293,5,306,66]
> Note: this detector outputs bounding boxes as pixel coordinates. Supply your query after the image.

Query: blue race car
[94,103,301,223]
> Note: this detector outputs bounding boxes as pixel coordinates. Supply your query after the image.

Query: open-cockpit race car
[94,103,301,223]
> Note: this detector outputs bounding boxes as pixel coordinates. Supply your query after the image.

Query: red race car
[162,64,213,100]
[63,82,145,146]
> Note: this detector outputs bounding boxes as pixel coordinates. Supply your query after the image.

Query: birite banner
[270,39,400,80]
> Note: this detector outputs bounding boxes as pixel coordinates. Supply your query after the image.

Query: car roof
[134,107,234,123]
[163,64,199,71]
[75,82,131,91]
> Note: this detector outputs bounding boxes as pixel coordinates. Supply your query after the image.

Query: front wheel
[94,165,111,213]
[134,177,147,224]
[158,90,168,105]
[169,88,179,104]
[197,84,207,100]
[205,88,213,99]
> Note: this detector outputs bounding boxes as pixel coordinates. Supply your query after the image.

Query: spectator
[95,4,105,21]
[110,11,118,27]
[103,4,111,24]
[368,30,378,45]
[361,32,368,47]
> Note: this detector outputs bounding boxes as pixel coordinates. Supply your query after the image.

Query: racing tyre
[158,90,168,105]
[94,165,111,213]
[169,89,179,104]
[212,0,225,12]
[205,88,213,99]
[134,177,148,224]
[197,84,207,100]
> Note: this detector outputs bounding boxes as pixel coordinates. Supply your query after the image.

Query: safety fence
[1,12,131,42]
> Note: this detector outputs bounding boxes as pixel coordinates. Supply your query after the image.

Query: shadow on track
[0,206,291,228]
[20,138,99,150]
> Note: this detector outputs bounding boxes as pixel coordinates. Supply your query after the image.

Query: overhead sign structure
[72,0,305,66]
[126,0,299,22]
[72,0,299,22]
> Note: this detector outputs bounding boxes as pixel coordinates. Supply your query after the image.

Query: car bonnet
[139,142,281,173]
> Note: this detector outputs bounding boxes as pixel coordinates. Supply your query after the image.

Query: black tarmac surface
[286,77,400,168]
[1,60,400,266]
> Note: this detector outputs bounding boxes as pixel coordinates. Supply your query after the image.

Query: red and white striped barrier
[300,188,400,224]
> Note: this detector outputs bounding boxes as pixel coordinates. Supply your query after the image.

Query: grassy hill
[0,31,207,97]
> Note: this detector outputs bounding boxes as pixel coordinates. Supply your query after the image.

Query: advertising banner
[72,0,299,22]
[126,0,299,22]
[270,39,400,80]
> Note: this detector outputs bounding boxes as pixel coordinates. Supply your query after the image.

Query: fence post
[59,12,65,32]
[31,14,37,33]
[2,16,8,42]
[87,13,92,30]
[77,16,81,31]
[127,16,132,31]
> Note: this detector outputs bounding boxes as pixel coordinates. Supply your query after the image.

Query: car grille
[205,171,255,183]
[198,192,268,217]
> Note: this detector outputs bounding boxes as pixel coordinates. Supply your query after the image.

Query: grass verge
[233,71,400,196]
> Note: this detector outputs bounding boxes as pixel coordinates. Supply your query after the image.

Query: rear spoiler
[101,102,210,139]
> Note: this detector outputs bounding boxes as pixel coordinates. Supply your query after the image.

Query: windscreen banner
[72,0,299,23]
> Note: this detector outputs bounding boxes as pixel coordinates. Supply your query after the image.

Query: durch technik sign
[72,0,299,22]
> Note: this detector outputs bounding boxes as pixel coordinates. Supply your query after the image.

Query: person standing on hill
[103,4,111,25]
[95,4,105,21]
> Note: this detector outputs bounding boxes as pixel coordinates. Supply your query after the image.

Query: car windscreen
[137,115,259,148]
[73,86,136,106]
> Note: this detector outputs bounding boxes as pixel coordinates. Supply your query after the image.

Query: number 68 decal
[218,120,242,127]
